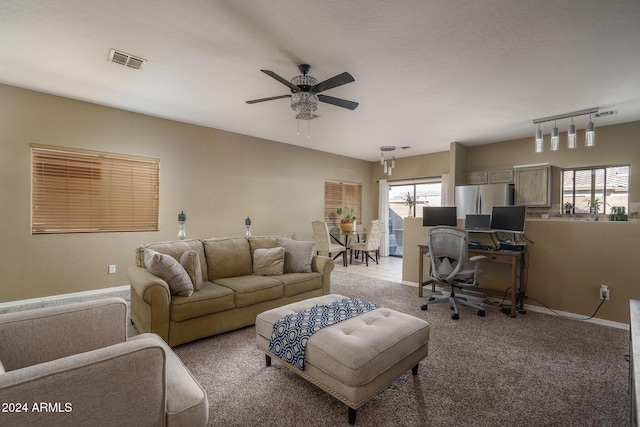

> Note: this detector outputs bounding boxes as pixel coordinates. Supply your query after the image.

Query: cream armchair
[0,297,208,426]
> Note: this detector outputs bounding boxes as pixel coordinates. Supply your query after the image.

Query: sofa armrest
[0,337,167,427]
[0,298,127,372]
[128,266,171,343]
[312,255,334,295]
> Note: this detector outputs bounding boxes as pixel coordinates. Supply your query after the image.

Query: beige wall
[0,84,373,303]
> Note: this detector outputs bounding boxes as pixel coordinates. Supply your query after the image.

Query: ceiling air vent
[109,49,146,70]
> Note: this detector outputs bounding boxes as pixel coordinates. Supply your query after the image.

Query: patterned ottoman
[255,294,430,424]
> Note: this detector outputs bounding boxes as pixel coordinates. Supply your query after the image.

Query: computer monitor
[490,205,527,233]
[422,206,457,227]
[464,214,491,230]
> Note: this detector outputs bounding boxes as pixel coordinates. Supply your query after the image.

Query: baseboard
[0,285,130,310]
[522,304,629,330]
[408,280,629,330]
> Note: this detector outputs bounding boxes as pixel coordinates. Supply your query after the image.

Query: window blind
[324,181,362,228]
[32,145,159,234]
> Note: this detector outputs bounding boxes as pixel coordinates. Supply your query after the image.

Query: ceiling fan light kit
[246,64,358,123]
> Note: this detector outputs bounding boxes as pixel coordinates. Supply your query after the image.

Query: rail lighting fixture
[532,107,599,153]
[380,146,396,176]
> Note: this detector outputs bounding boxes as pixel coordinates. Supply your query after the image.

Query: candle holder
[245,216,251,238]
[178,211,187,240]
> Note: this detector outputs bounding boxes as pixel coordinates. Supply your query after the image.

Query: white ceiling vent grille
[109,49,146,70]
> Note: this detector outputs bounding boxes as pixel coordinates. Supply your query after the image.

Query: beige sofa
[128,236,333,347]
[0,297,208,427]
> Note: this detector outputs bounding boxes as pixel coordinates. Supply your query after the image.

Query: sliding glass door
[388,180,443,256]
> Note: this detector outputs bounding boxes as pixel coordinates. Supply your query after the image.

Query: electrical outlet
[108,265,116,274]
[600,284,610,300]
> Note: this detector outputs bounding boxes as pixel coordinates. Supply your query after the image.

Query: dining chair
[312,220,348,267]
[349,219,383,266]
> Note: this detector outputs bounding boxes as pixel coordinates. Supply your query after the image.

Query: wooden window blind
[324,181,362,229]
[32,145,159,234]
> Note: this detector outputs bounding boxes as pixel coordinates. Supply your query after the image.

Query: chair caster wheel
[451,313,459,320]
[420,304,428,311]
[478,310,486,317]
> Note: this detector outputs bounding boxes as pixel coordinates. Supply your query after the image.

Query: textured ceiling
[1,0,639,161]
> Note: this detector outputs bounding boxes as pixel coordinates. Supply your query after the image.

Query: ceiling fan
[246,64,358,120]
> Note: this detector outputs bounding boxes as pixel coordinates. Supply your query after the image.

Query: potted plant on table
[337,204,357,233]
[563,202,573,214]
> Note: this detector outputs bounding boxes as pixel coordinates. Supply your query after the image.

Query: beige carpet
[4,273,628,426]
[167,271,629,426]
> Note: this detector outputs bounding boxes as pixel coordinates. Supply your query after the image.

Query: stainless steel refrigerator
[454,183,514,219]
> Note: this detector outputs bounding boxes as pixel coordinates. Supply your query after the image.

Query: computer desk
[417,244,526,317]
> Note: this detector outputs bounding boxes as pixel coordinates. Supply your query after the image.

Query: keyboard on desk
[468,241,494,251]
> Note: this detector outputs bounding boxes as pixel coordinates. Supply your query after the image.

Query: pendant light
[585,114,595,147]
[550,121,559,151]
[567,117,577,149]
[535,124,543,153]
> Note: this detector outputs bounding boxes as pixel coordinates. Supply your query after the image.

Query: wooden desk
[417,244,525,317]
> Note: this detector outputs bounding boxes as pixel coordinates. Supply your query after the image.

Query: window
[561,165,629,215]
[324,181,362,229]
[32,144,159,234]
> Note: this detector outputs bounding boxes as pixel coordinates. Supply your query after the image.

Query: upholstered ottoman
[255,294,430,424]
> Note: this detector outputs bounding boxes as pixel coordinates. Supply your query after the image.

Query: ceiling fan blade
[317,94,359,110]
[261,70,299,91]
[312,72,355,93]
[246,95,291,104]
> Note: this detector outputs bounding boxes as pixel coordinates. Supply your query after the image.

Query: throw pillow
[253,247,285,276]
[180,250,205,291]
[144,248,194,297]
[276,237,315,273]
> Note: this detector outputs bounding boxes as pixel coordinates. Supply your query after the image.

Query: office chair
[420,226,487,320]
[311,220,348,267]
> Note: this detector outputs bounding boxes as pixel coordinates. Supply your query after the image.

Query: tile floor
[333,253,404,283]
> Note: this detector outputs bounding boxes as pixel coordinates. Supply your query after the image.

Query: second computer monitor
[490,205,527,233]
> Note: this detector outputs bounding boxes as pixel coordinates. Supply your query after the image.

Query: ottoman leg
[412,363,419,375]
[348,407,357,425]
[266,355,271,366]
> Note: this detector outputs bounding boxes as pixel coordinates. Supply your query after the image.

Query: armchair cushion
[0,297,127,371]
[145,248,194,297]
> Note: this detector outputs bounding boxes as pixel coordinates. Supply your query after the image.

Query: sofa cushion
[276,272,323,297]
[276,237,315,273]
[144,249,194,297]
[137,239,208,282]
[203,237,253,280]
[253,247,285,276]
[0,359,5,374]
[180,250,205,291]
[213,275,283,308]
[248,236,279,257]
[170,282,235,322]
